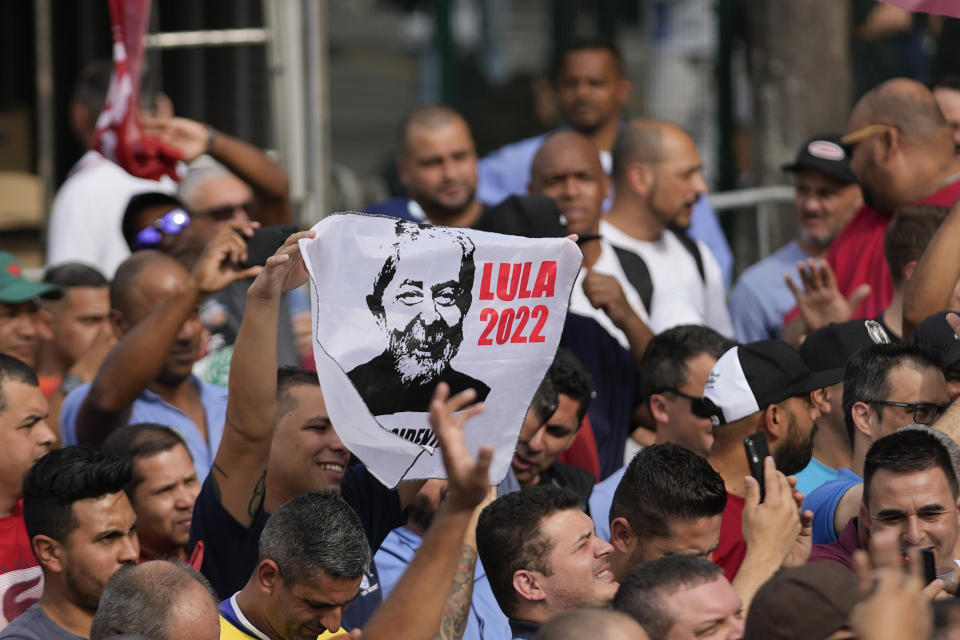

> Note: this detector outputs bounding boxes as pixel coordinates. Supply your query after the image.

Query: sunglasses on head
[840,123,896,156]
[134,208,191,250]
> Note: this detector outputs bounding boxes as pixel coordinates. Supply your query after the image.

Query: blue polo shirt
[59,377,227,483]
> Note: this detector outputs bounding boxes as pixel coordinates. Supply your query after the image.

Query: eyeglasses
[134,208,191,249]
[193,201,253,221]
[865,400,947,425]
[840,123,896,156]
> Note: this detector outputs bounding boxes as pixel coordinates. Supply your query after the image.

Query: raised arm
[145,116,292,225]
[211,230,315,528]
[76,222,260,445]
[902,199,960,339]
[361,384,492,640]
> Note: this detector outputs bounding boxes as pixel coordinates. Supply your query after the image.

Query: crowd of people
[3,34,960,640]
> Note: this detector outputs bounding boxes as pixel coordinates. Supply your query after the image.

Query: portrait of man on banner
[347,222,490,415]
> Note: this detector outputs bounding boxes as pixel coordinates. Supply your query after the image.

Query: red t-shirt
[713,492,746,582]
[0,500,43,629]
[557,416,600,482]
[826,178,960,319]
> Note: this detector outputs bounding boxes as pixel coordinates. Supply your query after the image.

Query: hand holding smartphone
[743,432,771,502]
[238,224,300,269]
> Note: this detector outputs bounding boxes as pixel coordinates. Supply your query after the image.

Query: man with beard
[367,104,487,229]
[0,447,138,639]
[697,340,832,581]
[803,342,948,544]
[602,118,733,337]
[730,135,862,342]
[348,222,489,415]
[811,78,960,322]
[59,222,262,480]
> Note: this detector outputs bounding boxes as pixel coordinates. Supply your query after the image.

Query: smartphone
[743,432,770,502]
[921,548,937,585]
[238,225,300,269]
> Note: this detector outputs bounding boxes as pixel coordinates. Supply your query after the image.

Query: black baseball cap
[782,134,857,184]
[693,340,837,426]
[799,318,894,381]
[909,311,960,370]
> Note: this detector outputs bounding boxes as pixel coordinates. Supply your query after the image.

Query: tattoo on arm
[437,544,479,640]
[247,470,267,519]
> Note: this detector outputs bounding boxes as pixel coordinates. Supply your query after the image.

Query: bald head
[398,104,469,156]
[90,561,219,640]
[851,78,951,151]
[536,608,649,640]
[110,251,188,318]
[529,131,608,235]
[612,118,693,183]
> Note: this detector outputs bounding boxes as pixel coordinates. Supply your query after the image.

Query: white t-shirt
[568,238,652,351]
[46,151,177,276]
[601,219,734,337]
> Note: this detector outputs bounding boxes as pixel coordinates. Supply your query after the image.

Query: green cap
[0,252,62,303]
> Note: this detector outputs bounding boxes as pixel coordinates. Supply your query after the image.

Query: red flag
[880,0,960,18]
[94,0,181,181]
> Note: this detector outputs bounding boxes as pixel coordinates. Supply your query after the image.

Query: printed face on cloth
[301,214,582,487]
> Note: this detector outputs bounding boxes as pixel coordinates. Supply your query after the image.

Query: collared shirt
[729,240,808,342]
[219,593,343,640]
[590,465,626,542]
[375,527,510,640]
[59,377,227,483]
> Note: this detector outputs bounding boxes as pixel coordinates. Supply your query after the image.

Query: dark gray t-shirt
[0,604,85,640]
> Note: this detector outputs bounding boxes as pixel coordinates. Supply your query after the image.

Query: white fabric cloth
[301,213,582,487]
[600,220,734,337]
[46,151,177,276]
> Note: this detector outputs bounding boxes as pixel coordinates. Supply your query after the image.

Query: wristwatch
[60,373,85,396]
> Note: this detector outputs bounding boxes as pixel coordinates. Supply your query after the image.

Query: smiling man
[810,427,960,579]
[348,222,488,416]
[476,486,618,639]
[729,134,862,342]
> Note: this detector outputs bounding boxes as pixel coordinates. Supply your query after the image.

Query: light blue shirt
[589,466,626,542]
[729,240,808,342]
[476,132,734,289]
[793,456,839,497]
[59,377,227,483]
[374,527,510,640]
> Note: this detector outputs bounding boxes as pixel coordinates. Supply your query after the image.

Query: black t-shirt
[188,464,405,628]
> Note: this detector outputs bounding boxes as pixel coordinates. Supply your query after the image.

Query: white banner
[300,213,582,487]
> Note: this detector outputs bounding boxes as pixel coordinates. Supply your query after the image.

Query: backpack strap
[671,229,706,282]
[611,245,654,313]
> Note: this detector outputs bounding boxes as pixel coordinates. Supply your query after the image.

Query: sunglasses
[840,123,896,156]
[134,208,191,249]
[194,201,253,221]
